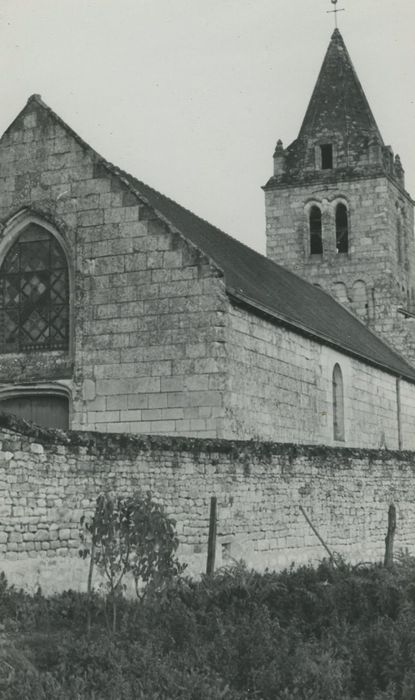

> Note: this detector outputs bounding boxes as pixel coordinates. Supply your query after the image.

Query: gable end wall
[0,102,229,437]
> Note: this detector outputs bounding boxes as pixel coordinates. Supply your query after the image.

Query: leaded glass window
[0,225,69,353]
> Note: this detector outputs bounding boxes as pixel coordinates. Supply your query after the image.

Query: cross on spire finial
[327,0,345,29]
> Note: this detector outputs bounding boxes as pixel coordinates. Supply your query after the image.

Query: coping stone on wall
[1,410,415,466]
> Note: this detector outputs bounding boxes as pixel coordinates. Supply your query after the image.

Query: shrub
[3,558,415,697]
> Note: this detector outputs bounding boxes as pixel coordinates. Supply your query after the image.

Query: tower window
[336,203,349,253]
[397,219,402,264]
[320,144,333,170]
[0,224,69,353]
[332,364,345,442]
[309,206,323,255]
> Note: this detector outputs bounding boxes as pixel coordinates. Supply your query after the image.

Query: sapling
[79,491,185,632]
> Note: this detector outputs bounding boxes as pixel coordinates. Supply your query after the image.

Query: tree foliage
[125,491,185,599]
[79,491,184,631]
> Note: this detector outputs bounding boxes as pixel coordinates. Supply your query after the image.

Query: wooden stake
[299,505,335,563]
[384,504,396,568]
[206,496,217,575]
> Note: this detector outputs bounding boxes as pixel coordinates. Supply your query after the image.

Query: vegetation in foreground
[2,557,415,699]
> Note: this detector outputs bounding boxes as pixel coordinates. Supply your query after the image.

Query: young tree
[125,492,185,601]
[79,491,184,632]
[80,493,132,633]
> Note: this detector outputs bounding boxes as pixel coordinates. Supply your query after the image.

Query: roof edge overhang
[227,289,415,385]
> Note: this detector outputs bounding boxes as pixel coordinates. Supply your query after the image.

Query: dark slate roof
[112,172,415,382]
[6,95,415,383]
[299,28,383,144]
[263,30,409,192]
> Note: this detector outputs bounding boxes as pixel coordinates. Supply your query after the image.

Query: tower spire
[298,29,383,146]
[327,0,345,29]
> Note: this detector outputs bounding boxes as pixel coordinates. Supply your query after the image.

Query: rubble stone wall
[1,416,415,593]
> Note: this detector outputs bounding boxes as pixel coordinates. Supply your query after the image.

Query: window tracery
[0,224,69,353]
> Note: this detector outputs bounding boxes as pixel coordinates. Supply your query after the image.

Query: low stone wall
[1,412,415,593]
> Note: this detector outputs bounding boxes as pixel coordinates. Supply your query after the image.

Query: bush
[2,558,415,698]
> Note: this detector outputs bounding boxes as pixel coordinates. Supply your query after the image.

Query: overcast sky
[0,0,414,253]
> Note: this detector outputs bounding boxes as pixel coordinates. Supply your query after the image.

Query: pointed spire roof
[299,29,382,143]
[264,29,410,191]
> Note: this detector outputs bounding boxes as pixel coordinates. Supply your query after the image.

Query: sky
[0,0,414,254]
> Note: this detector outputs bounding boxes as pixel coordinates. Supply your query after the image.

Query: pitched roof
[263,30,409,191]
[299,28,383,144]
[112,171,415,383]
[4,95,415,383]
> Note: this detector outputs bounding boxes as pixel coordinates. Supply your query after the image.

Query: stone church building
[1,29,415,450]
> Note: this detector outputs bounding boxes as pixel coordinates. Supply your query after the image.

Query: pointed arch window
[0,224,69,353]
[309,206,323,255]
[336,203,349,254]
[332,363,345,442]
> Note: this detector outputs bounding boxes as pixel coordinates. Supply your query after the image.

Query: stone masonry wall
[225,303,415,450]
[265,177,404,315]
[1,415,415,594]
[265,174,415,367]
[2,97,415,447]
[75,217,228,437]
[0,97,229,437]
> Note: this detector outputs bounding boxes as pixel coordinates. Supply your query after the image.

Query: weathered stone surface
[0,98,227,439]
[0,423,415,592]
[1,97,414,447]
[264,34,415,368]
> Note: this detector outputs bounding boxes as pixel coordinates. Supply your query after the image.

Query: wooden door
[0,395,69,430]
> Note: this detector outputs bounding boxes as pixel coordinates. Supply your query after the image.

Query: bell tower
[264,29,415,364]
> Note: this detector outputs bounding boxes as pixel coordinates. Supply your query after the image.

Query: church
[1,29,415,450]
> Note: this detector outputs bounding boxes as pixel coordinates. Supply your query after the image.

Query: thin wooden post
[299,505,335,563]
[396,378,402,450]
[86,541,95,638]
[384,504,396,568]
[206,496,217,575]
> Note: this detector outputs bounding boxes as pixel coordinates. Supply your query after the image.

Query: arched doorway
[0,392,69,430]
